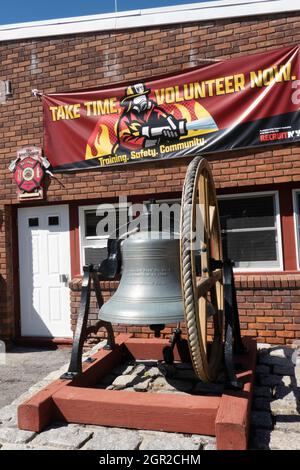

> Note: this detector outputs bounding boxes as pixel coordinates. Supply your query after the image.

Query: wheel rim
[180,156,224,382]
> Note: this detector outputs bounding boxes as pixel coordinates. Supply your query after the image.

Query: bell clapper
[149,324,165,338]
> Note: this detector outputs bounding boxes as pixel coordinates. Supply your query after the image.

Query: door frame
[14,203,73,343]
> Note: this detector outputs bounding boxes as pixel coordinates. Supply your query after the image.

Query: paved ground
[0,346,70,408]
[0,341,299,450]
[249,343,300,450]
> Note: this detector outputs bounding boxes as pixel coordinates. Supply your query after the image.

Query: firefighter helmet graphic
[120,83,151,105]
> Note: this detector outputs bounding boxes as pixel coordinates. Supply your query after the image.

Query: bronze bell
[99,231,185,326]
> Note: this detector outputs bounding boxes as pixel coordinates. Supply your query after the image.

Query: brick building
[0,1,300,347]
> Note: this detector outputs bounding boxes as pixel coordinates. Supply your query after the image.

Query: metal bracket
[223,259,246,390]
[162,326,182,365]
[60,265,116,379]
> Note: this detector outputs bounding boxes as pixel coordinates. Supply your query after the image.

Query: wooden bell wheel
[180,156,224,382]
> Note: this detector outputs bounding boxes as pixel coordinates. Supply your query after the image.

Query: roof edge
[0,0,298,41]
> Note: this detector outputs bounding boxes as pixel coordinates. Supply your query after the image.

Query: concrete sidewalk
[0,346,70,408]
[0,341,299,450]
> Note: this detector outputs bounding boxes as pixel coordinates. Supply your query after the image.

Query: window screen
[218,194,281,269]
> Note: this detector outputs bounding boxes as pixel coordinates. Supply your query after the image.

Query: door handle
[59,274,69,285]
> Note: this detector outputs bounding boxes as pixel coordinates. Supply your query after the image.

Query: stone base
[18,335,256,450]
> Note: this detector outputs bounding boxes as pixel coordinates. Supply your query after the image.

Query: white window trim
[217,190,283,272]
[78,203,130,272]
[292,189,300,270]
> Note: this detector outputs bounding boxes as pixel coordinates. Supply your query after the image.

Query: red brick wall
[235,274,300,344]
[0,11,300,343]
[70,274,300,346]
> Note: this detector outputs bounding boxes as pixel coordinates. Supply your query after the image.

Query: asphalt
[0,346,71,408]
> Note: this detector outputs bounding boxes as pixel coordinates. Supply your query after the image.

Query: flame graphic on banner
[86,124,114,159]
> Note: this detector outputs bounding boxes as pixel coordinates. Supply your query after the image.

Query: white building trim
[0,0,298,41]
[292,189,300,270]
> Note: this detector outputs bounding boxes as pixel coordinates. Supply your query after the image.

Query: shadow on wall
[0,274,7,342]
[0,275,7,308]
[0,209,8,342]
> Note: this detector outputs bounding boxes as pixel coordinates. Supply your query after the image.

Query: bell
[99,231,185,326]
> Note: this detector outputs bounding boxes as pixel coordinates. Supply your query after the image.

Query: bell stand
[61,252,245,390]
[19,159,254,449]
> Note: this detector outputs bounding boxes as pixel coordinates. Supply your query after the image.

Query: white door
[18,205,72,337]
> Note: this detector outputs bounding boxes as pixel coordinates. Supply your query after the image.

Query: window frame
[217,190,283,272]
[292,189,300,270]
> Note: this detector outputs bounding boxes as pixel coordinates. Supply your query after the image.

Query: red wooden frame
[18,335,256,450]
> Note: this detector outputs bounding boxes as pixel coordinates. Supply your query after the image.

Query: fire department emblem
[9,146,52,198]
[14,155,44,192]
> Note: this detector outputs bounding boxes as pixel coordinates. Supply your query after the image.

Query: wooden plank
[18,378,72,432]
[53,386,220,436]
[18,333,132,432]
[123,337,190,362]
[74,334,132,387]
[215,338,257,450]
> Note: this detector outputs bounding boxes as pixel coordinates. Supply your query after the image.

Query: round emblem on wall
[14,156,44,192]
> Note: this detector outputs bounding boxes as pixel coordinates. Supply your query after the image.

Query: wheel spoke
[209,205,216,233]
[198,297,207,355]
[196,269,222,297]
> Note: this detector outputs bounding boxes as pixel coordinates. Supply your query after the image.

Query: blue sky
[0,1,215,26]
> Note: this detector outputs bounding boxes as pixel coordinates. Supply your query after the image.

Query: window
[145,198,181,234]
[79,199,181,269]
[28,217,39,227]
[218,192,282,271]
[79,204,130,268]
[48,216,59,226]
